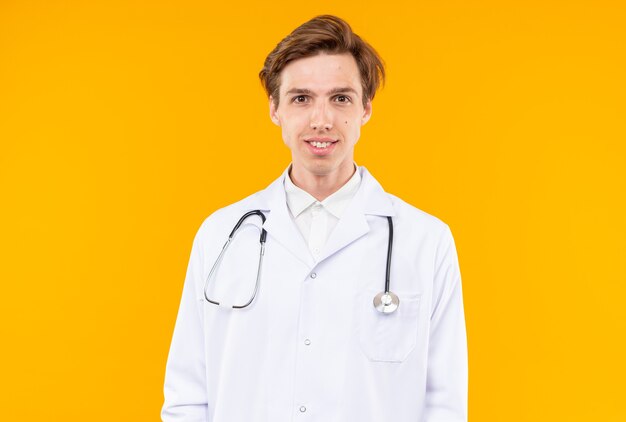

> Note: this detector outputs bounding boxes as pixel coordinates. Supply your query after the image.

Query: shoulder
[189,169,285,253]
[385,193,454,252]
[387,191,449,234]
[359,166,451,240]
[388,193,447,230]
[194,190,264,242]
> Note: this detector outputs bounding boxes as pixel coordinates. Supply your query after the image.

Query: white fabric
[284,165,361,259]
[162,166,468,422]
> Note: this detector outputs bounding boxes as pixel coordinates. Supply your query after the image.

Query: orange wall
[1,1,624,420]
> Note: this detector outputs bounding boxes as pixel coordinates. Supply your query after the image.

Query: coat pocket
[356,289,422,363]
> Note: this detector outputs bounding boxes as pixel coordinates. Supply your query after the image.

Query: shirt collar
[284,170,317,217]
[284,164,362,219]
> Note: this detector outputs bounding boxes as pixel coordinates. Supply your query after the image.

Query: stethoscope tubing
[203,211,267,308]
[203,210,399,313]
[385,216,393,295]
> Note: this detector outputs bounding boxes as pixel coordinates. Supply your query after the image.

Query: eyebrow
[285,87,359,97]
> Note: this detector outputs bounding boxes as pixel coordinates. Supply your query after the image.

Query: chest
[199,215,435,355]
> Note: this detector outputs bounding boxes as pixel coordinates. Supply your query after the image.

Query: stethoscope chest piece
[373,291,399,314]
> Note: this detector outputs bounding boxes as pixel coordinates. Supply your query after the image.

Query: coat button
[310,272,317,279]
[299,406,307,412]
[304,339,311,346]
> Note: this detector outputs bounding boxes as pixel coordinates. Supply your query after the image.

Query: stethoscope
[203,210,400,314]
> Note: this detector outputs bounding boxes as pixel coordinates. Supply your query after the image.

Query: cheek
[280,125,291,145]
[280,113,306,135]
[345,122,362,145]
[279,120,300,144]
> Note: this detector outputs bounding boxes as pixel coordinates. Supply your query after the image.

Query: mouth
[307,140,334,149]
[304,138,338,155]
[305,137,338,149]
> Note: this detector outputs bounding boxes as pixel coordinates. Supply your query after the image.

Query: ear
[269,96,281,126]
[361,99,373,126]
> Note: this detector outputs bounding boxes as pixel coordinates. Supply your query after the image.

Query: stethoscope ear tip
[373,291,399,314]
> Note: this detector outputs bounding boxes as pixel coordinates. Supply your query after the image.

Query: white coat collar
[284,164,362,219]
[245,166,395,267]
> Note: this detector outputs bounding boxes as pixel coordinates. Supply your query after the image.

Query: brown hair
[259,15,385,107]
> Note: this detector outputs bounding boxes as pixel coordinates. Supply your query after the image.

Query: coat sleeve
[423,225,468,421]
[161,229,208,421]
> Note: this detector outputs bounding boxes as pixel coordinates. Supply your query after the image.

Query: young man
[162,15,467,422]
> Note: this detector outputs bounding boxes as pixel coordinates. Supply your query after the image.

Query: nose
[309,101,333,131]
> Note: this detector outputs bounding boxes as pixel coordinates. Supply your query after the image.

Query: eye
[334,95,352,103]
[292,95,309,104]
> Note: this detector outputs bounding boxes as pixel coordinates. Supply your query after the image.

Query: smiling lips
[305,137,337,149]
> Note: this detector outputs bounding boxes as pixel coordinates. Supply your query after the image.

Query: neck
[289,163,356,201]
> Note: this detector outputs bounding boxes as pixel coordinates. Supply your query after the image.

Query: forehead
[279,53,362,96]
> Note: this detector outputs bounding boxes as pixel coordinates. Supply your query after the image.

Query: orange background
[1,1,625,420]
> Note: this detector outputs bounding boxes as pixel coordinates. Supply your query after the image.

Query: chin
[310,162,341,176]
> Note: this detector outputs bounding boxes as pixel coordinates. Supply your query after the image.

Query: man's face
[270,53,372,180]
